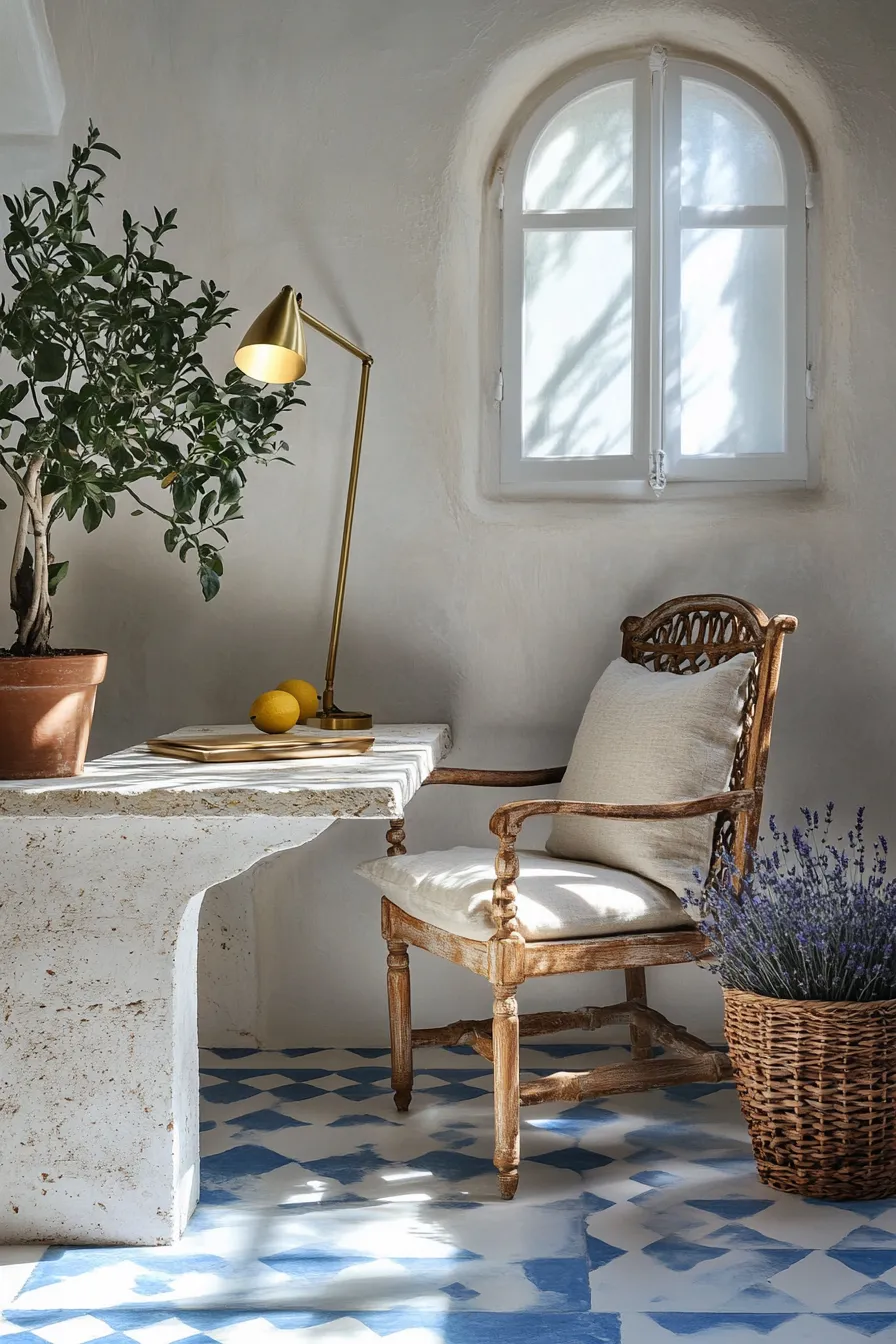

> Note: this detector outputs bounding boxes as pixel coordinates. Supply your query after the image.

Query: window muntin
[500,52,810,493]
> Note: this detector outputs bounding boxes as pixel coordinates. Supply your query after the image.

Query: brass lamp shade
[234,285,307,383]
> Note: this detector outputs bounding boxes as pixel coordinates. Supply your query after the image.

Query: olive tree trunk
[10,456,53,656]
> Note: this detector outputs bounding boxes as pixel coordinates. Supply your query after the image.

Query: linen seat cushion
[356,846,690,942]
[547,652,755,900]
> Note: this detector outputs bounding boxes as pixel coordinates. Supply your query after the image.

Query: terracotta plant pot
[724,987,896,1199]
[0,651,107,779]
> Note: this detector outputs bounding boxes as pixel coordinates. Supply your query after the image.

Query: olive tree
[0,123,304,654]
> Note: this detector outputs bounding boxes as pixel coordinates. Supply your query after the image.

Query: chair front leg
[386,939,413,1111]
[493,982,521,1199]
[625,967,652,1062]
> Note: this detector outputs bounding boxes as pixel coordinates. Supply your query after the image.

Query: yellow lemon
[249,689,300,734]
[277,679,319,720]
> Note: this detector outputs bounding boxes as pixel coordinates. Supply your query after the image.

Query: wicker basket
[723,988,896,1199]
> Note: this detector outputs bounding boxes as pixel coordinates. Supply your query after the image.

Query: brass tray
[146,732,375,764]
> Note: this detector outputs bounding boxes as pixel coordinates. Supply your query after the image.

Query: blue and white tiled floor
[3,1044,896,1342]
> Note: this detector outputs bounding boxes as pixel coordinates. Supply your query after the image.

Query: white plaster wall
[0,0,890,1044]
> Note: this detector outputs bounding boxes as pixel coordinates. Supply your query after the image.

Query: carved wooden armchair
[359,595,796,1198]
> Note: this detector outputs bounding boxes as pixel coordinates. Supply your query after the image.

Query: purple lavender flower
[683,806,896,1002]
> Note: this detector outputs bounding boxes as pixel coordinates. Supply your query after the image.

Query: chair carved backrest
[620,595,797,875]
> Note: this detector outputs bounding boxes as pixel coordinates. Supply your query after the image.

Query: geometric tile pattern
[2,1045,895,1343]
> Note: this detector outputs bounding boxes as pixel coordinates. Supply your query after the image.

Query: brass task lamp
[234,286,373,731]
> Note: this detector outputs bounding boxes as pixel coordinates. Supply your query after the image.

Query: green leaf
[93,142,121,159]
[199,565,220,601]
[163,527,178,552]
[47,560,69,595]
[0,497,6,510]
[219,471,241,506]
[82,496,103,532]
[33,343,67,382]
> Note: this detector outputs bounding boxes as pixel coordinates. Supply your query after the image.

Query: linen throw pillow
[546,653,756,900]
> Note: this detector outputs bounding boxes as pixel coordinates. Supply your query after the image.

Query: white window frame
[498,49,812,498]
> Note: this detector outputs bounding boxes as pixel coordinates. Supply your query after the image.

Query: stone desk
[0,723,450,1247]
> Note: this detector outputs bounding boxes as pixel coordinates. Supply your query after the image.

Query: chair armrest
[489,789,755,841]
[426,766,566,787]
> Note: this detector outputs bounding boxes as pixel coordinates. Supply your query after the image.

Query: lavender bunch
[684,806,896,1002]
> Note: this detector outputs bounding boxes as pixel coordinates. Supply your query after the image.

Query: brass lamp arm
[297,296,374,366]
[296,295,373,723]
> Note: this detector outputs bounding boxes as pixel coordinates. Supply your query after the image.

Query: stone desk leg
[0,814,333,1246]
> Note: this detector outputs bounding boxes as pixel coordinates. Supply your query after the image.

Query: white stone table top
[0,722,451,819]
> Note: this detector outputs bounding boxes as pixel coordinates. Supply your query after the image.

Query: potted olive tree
[0,125,304,778]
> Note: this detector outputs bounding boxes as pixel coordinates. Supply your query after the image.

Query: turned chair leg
[492,982,521,1199]
[625,967,652,1062]
[386,939,413,1111]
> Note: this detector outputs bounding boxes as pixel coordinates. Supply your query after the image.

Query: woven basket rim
[723,986,896,1012]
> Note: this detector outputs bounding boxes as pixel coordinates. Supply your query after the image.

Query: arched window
[499,47,811,496]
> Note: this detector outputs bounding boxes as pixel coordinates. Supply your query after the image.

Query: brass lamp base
[304,709,374,731]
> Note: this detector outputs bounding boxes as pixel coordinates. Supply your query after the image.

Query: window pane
[681,79,784,207]
[523,229,633,459]
[525,81,634,211]
[679,227,785,456]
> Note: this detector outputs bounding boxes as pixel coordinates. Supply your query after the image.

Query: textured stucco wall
[0,0,891,1044]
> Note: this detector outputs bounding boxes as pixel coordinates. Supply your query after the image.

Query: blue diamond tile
[421,1081,491,1102]
[834,1225,896,1248]
[643,1235,731,1272]
[830,1248,896,1277]
[332,1066,394,1081]
[528,1103,619,1136]
[705,1224,798,1250]
[662,1083,733,1102]
[327,1112,400,1127]
[228,1108,311,1133]
[831,1284,896,1311]
[685,1199,775,1220]
[521,1257,591,1309]
[201,1144,296,1182]
[407,1149,496,1182]
[806,1199,896,1218]
[299,1143,392,1185]
[202,1066,331,1082]
[821,1314,896,1335]
[631,1169,684,1188]
[441,1281,481,1301]
[530,1147,614,1174]
[199,1080,261,1104]
[586,1235,627,1270]
[524,1043,611,1056]
[268,1082,328,1103]
[333,1081,391,1101]
[646,1315,796,1336]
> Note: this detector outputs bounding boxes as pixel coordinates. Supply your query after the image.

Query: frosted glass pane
[680,227,785,456]
[525,81,634,211]
[681,79,784,207]
[523,230,633,458]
